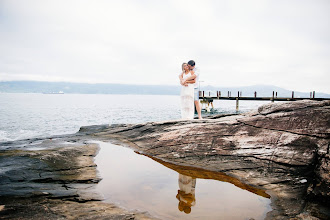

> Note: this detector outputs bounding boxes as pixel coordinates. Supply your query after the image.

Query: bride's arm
[179,72,185,85]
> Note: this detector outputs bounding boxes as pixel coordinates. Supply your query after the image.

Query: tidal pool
[95,141,272,220]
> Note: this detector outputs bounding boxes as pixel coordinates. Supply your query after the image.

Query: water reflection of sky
[95,141,271,220]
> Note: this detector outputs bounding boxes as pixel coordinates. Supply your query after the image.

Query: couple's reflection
[176,174,196,214]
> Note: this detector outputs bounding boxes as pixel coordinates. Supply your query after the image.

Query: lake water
[0,93,268,143]
[95,141,272,220]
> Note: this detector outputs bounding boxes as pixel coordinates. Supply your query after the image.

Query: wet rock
[0,142,101,197]
[0,197,155,220]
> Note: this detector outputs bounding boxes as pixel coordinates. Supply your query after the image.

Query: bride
[179,63,196,119]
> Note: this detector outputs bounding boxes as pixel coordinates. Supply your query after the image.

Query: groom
[182,60,202,119]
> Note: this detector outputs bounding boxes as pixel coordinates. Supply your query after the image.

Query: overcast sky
[0,0,329,93]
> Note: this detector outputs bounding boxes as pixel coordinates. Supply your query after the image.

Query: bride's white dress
[181,72,194,119]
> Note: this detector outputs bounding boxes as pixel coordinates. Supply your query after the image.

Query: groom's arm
[183,75,196,82]
[187,68,200,84]
[183,74,196,85]
[185,79,196,84]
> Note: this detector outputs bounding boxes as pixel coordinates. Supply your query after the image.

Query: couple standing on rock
[179,60,203,120]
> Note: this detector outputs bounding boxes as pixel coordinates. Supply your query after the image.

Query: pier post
[272,91,274,102]
[276,92,277,98]
[313,91,315,99]
[254,91,257,98]
[292,91,294,99]
[209,91,211,97]
[228,91,230,97]
[310,92,312,99]
[203,91,205,98]
[235,91,240,111]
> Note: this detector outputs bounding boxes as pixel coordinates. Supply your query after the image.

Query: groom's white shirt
[193,67,200,89]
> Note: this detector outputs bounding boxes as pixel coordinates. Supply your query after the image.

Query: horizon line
[1,80,329,94]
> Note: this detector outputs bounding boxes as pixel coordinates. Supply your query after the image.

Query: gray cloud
[0,0,329,93]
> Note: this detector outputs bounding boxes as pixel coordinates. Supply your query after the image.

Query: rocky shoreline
[0,100,329,219]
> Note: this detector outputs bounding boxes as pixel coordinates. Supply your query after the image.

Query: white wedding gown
[181,72,194,119]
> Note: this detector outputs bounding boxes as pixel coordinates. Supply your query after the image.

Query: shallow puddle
[95,142,272,220]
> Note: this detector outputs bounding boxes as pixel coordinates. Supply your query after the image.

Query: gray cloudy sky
[0,0,329,93]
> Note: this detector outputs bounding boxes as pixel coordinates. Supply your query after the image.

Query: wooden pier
[199,90,330,111]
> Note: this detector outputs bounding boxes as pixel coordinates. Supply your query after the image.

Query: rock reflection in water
[146,154,271,199]
[95,141,271,220]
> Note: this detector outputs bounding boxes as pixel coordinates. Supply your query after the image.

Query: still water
[95,142,272,220]
[0,93,267,143]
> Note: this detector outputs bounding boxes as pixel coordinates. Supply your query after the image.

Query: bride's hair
[182,63,187,72]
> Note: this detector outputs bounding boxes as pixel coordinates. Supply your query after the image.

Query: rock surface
[0,100,329,219]
[87,100,330,219]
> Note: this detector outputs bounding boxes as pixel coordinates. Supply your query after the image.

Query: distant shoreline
[1,81,329,97]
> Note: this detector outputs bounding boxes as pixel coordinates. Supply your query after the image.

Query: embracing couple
[179,60,202,120]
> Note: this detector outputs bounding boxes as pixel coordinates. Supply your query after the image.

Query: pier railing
[198,90,330,111]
